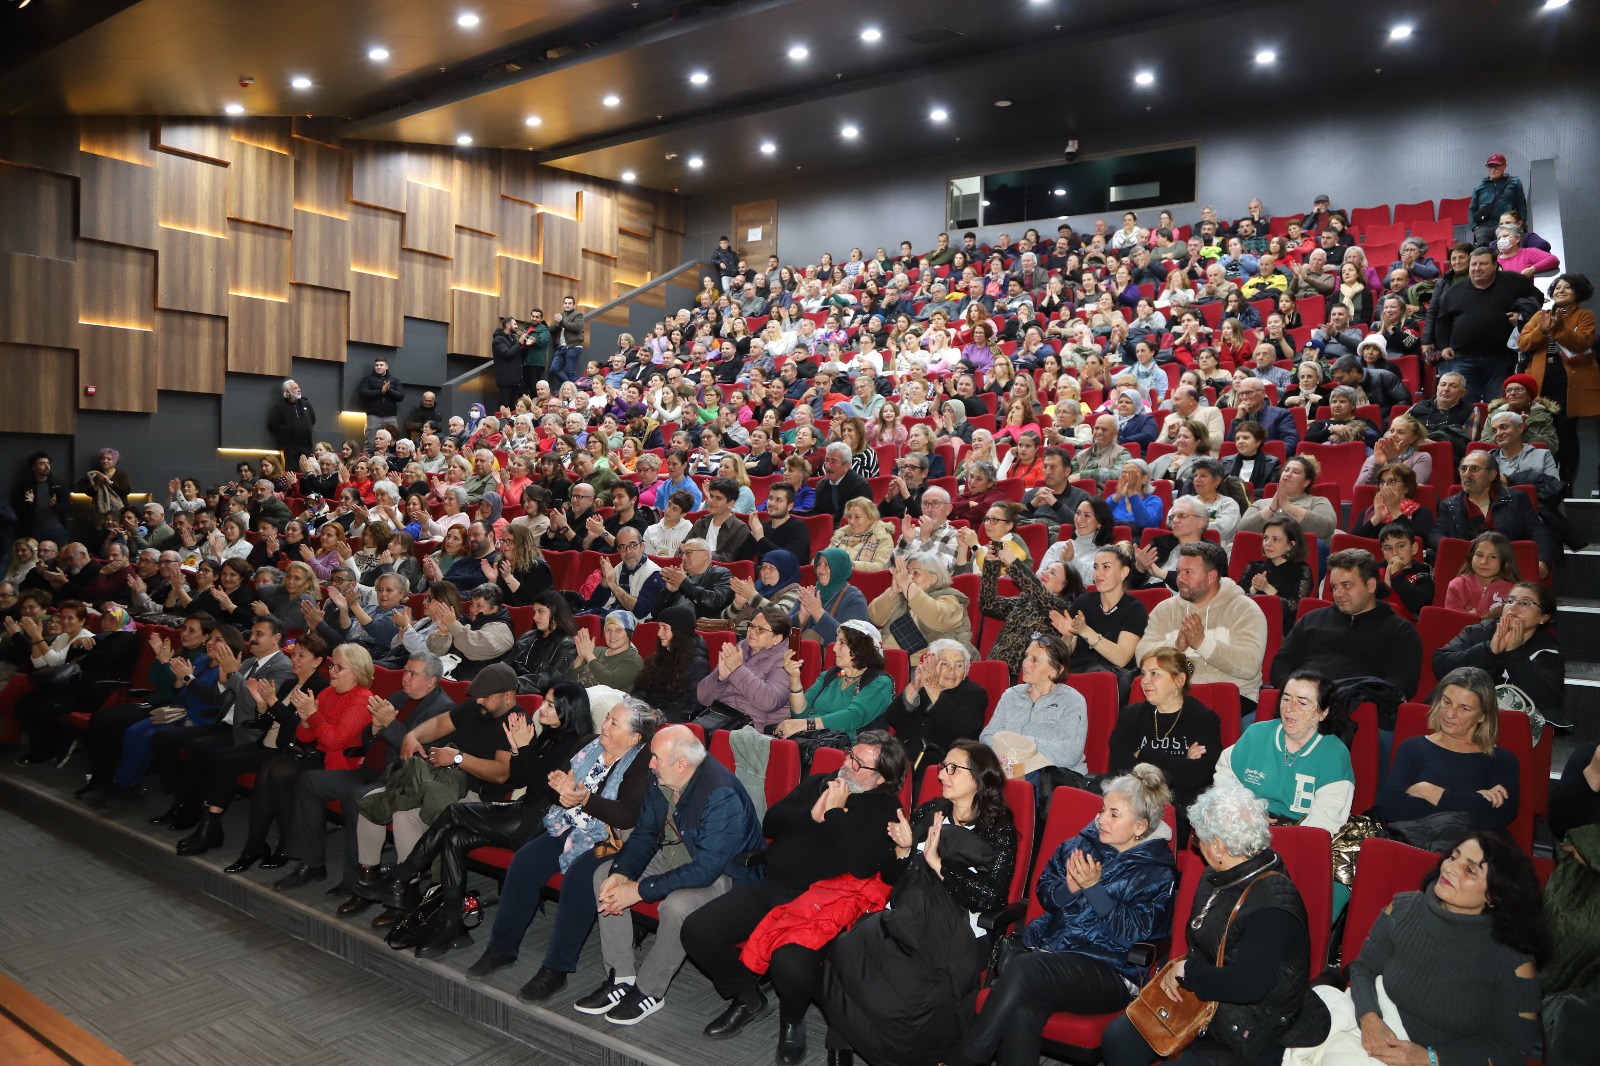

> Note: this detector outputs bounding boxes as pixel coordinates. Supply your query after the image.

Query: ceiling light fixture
[1254,50,1276,64]
[841,125,859,139]
[1543,0,1571,9]
[860,28,882,42]
[525,115,541,127]
[993,99,1012,107]
[1053,188,1066,196]
[1134,70,1155,86]
[689,71,709,85]
[367,47,389,61]
[929,108,948,122]
[290,75,313,89]
[759,142,777,155]
[1389,24,1413,39]
[457,13,479,28]
[602,94,621,107]
[621,171,637,182]
[788,45,809,60]
[456,134,473,145]
[687,157,704,169]
[224,103,245,115]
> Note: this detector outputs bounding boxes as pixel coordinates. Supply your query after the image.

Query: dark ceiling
[2,0,1595,193]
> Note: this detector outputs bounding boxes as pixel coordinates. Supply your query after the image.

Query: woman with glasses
[951,764,1177,1066]
[1434,582,1564,736]
[694,604,794,732]
[884,639,988,773]
[774,619,895,740]
[1350,461,1434,542]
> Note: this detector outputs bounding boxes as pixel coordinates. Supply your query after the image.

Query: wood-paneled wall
[0,117,686,437]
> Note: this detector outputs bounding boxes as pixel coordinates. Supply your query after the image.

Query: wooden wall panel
[402,146,453,192]
[579,250,614,310]
[453,154,498,234]
[541,275,574,320]
[350,204,401,278]
[579,191,618,257]
[157,120,229,163]
[0,117,82,177]
[0,345,76,434]
[229,220,291,301]
[291,285,349,361]
[617,191,654,237]
[0,165,75,260]
[78,242,156,331]
[498,257,542,319]
[156,226,228,315]
[227,294,291,376]
[452,228,499,295]
[228,118,292,157]
[158,152,227,237]
[349,271,402,346]
[293,138,349,218]
[79,117,157,167]
[497,199,540,261]
[650,226,681,277]
[400,249,449,322]
[542,212,580,280]
[154,310,226,393]
[350,139,406,211]
[616,230,650,287]
[0,254,78,348]
[291,209,351,291]
[80,153,157,250]
[78,324,156,412]
[403,181,453,257]
[449,289,497,358]
[540,172,582,218]
[500,151,541,204]
[228,141,293,229]
[655,194,686,233]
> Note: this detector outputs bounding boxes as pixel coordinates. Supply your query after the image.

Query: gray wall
[685,71,1600,282]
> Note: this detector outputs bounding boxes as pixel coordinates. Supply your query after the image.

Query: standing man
[1430,247,1542,403]
[267,380,317,471]
[492,318,526,411]
[520,308,550,400]
[549,295,586,387]
[1470,152,1528,245]
[357,358,406,445]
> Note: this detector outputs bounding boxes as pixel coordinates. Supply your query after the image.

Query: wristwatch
[451,753,464,766]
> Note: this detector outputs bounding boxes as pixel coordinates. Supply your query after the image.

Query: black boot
[176,811,224,856]
[777,1020,807,1065]
[414,913,473,960]
[149,801,183,825]
[258,845,290,870]
[166,805,201,832]
[382,873,425,913]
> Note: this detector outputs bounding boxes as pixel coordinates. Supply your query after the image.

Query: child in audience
[1443,531,1519,618]
[1239,515,1313,631]
[1378,522,1434,618]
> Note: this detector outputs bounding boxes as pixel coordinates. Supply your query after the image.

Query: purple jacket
[694,640,791,729]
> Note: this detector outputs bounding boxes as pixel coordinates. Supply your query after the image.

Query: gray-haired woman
[1101,782,1331,1066]
[867,551,977,660]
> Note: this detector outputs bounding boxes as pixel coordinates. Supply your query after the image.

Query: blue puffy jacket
[1021,821,1178,983]
[610,755,766,902]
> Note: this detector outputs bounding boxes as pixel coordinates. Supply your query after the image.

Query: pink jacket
[1498,246,1560,275]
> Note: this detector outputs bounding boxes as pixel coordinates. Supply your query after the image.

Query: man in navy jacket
[1224,377,1300,453]
[576,725,764,1025]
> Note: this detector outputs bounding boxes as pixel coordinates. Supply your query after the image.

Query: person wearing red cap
[1480,373,1559,451]
[1470,153,1528,245]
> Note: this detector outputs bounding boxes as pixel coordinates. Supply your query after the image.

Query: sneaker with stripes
[604,985,663,1026]
[573,972,629,1016]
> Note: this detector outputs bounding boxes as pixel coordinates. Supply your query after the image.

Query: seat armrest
[1127,936,1171,969]
[734,849,767,868]
[977,898,1028,933]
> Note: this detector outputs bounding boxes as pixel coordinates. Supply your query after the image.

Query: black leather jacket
[509,630,577,694]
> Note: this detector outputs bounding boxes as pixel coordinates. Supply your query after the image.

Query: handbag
[689,701,755,734]
[791,727,853,773]
[384,884,482,951]
[1125,871,1285,1056]
[30,662,83,689]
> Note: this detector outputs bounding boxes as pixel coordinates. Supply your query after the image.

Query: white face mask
[1496,237,1515,254]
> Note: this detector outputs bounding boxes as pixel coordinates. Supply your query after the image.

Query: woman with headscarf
[568,610,645,690]
[868,551,976,660]
[475,490,508,536]
[938,399,975,448]
[793,547,871,644]
[632,604,710,723]
[724,549,803,634]
[1112,388,1159,447]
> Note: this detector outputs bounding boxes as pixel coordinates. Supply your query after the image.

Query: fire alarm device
[85,385,98,396]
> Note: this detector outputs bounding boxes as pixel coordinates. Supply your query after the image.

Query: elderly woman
[1183,457,1242,547]
[1479,373,1558,450]
[1350,461,1434,542]
[1379,666,1521,837]
[1282,360,1329,409]
[1112,388,1160,447]
[1100,782,1332,1066]
[1106,459,1165,535]
[76,447,134,526]
[1236,454,1337,541]
[979,536,1083,678]
[567,609,644,690]
[984,634,1089,795]
[1306,385,1378,447]
[827,497,895,572]
[868,551,976,660]
[956,428,998,483]
[692,604,794,732]
[1358,412,1434,486]
[938,398,976,448]
[724,550,803,635]
[774,619,896,740]
[884,639,988,769]
[793,548,870,644]
[953,764,1177,1066]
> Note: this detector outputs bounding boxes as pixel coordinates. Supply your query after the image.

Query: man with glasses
[657,538,734,619]
[880,453,933,520]
[1432,451,1556,577]
[583,527,666,619]
[570,725,765,1026]
[1223,377,1299,453]
[894,486,960,569]
[683,731,908,1048]
[544,483,600,553]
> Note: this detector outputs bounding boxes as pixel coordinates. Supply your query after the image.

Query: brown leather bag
[1124,871,1286,1056]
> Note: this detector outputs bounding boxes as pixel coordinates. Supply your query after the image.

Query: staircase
[1559,499,1600,753]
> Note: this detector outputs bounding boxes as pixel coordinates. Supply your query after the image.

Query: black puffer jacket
[509,629,577,694]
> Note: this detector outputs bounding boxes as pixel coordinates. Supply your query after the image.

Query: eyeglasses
[747,622,774,635]
[936,762,972,776]
[1502,596,1541,610]
[843,752,879,772]
[983,515,1009,524]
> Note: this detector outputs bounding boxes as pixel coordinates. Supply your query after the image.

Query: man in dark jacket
[356,358,406,443]
[1429,248,1541,403]
[491,318,525,411]
[711,237,739,292]
[1405,370,1473,461]
[1270,549,1422,701]
[1431,451,1557,576]
[266,380,317,470]
[563,725,764,1024]
[1469,153,1528,245]
[1021,448,1094,537]
[811,443,871,527]
[1329,355,1411,422]
[655,539,734,619]
[682,732,907,1044]
[1224,379,1301,453]
[548,295,586,387]
[519,308,551,399]
[11,451,71,545]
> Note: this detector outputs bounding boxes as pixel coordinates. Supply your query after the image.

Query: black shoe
[176,812,224,856]
[257,846,290,870]
[223,848,267,874]
[166,806,201,832]
[777,1020,807,1064]
[414,918,473,960]
[825,1052,854,1066]
[149,802,183,825]
[604,985,663,1026]
[336,894,374,917]
[705,991,770,1040]
[272,864,327,889]
[351,867,396,903]
[382,875,424,913]
[516,967,568,1004]
[573,971,629,1015]
[464,952,517,982]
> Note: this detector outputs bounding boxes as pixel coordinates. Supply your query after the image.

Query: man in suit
[1224,377,1300,453]
[810,443,870,527]
[277,651,455,912]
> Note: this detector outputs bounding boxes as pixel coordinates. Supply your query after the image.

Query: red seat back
[1269,824,1334,971]
[1341,838,1439,967]
[1068,672,1119,774]
[968,660,1010,726]
[1415,607,1476,700]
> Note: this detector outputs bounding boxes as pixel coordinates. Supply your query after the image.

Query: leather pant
[394,799,546,906]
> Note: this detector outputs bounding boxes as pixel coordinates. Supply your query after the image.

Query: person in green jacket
[569,610,645,690]
[520,309,551,399]
[774,619,895,740]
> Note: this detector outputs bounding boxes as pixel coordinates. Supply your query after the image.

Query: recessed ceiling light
[929,108,948,122]
[841,125,859,139]
[457,13,479,28]
[1254,50,1276,64]
[1053,188,1066,196]
[455,134,473,145]
[687,157,704,169]
[689,71,709,85]
[224,103,245,115]
[1134,70,1155,86]
[1543,0,1571,9]
[993,99,1012,107]
[759,142,777,155]
[980,199,991,207]
[788,45,809,60]
[602,94,621,107]
[525,115,541,127]
[860,28,881,42]
[621,171,637,182]
[1389,24,1412,39]
[290,75,313,90]
[367,47,389,61]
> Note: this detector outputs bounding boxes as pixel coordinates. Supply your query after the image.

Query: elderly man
[1290,247,1337,302]
[1073,416,1132,488]
[812,443,871,527]
[250,479,293,530]
[1135,542,1267,711]
[582,527,666,618]
[542,483,599,553]
[1470,152,1528,245]
[894,485,961,569]
[31,541,99,600]
[657,538,734,618]
[139,502,175,549]
[1157,386,1226,451]
[880,452,933,521]
[1433,450,1557,576]
[1224,378,1300,453]
[463,450,498,505]
[573,450,621,497]
[1430,246,1542,402]
[268,379,317,468]
[1487,410,1562,503]
[1198,261,1239,303]
[1405,370,1473,461]
[406,389,444,438]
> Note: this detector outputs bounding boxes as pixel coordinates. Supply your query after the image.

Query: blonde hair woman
[716,453,757,514]
[827,498,895,571]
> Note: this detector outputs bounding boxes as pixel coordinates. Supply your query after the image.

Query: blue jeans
[1451,356,1512,405]
[549,345,583,386]
[484,832,605,970]
[114,717,168,788]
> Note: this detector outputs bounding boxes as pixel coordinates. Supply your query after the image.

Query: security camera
[239,75,255,88]
[1064,139,1079,162]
